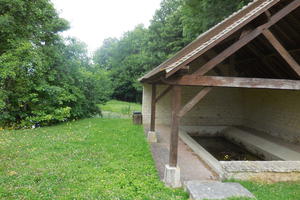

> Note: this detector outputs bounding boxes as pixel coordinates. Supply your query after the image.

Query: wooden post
[169,86,181,167]
[150,84,156,132]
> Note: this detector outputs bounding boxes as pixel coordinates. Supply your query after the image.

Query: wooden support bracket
[178,87,212,118]
[155,85,173,103]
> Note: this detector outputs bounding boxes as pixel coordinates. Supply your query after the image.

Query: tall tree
[182,0,252,41]
[147,0,188,67]
[0,0,111,128]
[92,0,253,103]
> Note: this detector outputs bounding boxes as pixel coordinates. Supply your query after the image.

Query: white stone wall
[142,83,244,126]
[242,89,300,144]
[142,84,300,144]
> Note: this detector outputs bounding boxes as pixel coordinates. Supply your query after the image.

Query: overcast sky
[51,0,162,53]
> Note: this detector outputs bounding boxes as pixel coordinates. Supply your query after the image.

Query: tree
[93,38,119,70]
[93,25,150,102]
[147,0,188,68]
[92,0,252,103]
[181,0,252,41]
[0,0,111,128]
[93,0,188,102]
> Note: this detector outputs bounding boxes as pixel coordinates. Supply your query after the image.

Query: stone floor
[145,125,218,182]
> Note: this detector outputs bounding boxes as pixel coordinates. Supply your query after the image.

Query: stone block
[147,131,157,143]
[185,181,255,200]
[163,164,181,188]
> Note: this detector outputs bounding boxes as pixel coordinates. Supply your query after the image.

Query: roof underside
[140,0,300,83]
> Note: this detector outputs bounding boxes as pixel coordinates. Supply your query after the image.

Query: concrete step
[184,181,255,200]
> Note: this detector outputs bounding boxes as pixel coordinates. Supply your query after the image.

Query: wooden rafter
[163,0,282,79]
[178,87,212,118]
[190,0,300,76]
[164,76,300,90]
[262,29,300,76]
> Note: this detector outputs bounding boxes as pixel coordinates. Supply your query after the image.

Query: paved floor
[145,125,218,182]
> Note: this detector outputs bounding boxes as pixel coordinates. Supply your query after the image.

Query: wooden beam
[155,85,173,103]
[150,84,156,132]
[169,86,181,167]
[192,0,300,76]
[165,76,300,90]
[164,0,281,78]
[178,87,212,118]
[262,29,300,76]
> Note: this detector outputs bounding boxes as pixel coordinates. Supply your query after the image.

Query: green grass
[231,181,300,200]
[0,118,187,199]
[99,100,142,116]
[1,117,299,199]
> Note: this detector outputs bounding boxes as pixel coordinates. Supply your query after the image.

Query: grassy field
[234,181,300,200]
[1,100,300,199]
[0,118,188,199]
[99,100,142,117]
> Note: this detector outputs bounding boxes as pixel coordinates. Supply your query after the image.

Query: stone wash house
[139,0,300,188]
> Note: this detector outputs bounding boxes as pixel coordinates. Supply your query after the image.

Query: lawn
[1,100,300,199]
[0,118,188,199]
[233,181,300,200]
[99,100,142,117]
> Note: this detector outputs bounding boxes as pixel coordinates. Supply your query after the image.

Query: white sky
[51,0,162,53]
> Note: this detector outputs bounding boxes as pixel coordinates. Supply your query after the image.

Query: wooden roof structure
[140,0,300,90]
[141,0,300,182]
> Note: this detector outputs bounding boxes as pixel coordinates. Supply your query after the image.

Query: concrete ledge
[179,129,224,179]
[163,165,181,188]
[179,126,300,182]
[221,161,300,173]
[180,126,228,136]
[225,171,300,183]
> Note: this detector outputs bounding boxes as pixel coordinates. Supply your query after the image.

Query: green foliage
[0,118,188,199]
[147,0,188,62]
[94,25,152,102]
[93,0,251,103]
[0,0,112,128]
[93,0,186,102]
[181,0,252,41]
[233,180,300,200]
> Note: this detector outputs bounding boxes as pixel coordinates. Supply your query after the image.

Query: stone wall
[142,84,300,144]
[142,83,244,126]
[242,89,300,144]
